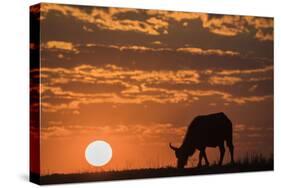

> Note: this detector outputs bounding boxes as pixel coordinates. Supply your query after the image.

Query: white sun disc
[85,140,112,167]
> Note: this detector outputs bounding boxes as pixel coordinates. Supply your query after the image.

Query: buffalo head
[169,143,194,168]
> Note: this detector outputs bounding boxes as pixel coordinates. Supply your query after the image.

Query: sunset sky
[31,3,273,175]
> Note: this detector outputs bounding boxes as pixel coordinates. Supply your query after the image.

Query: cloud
[85,43,173,52]
[209,76,242,85]
[255,29,273,41]
[41,63,200,85]
[146,17,169,30]
[248,84,258,92]
[203,15,273,38]
[41,87,272,112]
[248,77,272,82]
[86,43,173,53]
[216,65,273,76]
[42,41,79,53]
[41,126,72,139]
[38,64,272,113]
[207,65,273,85]
[41,122,186,141]
[203,15,247,36]
[151,41,162,45]
[40,3,273,42]
[233,123,268,142]
[186,89,271,105]
[40,3,168,35]
[77,42,241,57]
[130,70,200,84]
[146,10,273,39]
[176,47,239,56]
[41,85,272,113]
[146,10,207,23]
[41,84,190,112]
[244,16,273,29]
[234,124,246,132]
[146,10,247,36]
[209,75,272,85]
[226,95,272,105]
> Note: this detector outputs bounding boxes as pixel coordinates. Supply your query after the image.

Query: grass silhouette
[36,154,273,185]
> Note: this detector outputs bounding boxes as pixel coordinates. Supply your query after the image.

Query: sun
[85,140,112,167]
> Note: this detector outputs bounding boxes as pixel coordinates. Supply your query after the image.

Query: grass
[33,154,273,185]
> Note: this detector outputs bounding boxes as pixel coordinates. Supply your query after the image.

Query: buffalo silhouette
[169,112,234,168]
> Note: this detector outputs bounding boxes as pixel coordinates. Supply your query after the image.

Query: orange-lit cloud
[40,84,272,113]
[38,3,274,42]
[40,3,168,35]
[209,76,242,85]
[206,65,273,85]
[42,41,79,53]
[41,123,186,141]
[248,84,258,92]
[38,63,273,113]
[86,43,172,52]
[146,10,273,39]
[130,70,200,84]
[234,124,246,132]
[152,41,162,45]
[148,10,205,21]
[41,64,200,85]
[255,29,273,41]
[244,16,273,29]
[244,15,274,41]
[226,95,272,105]
[208,67,273,85]
[186,89,271,105]
[44,41,242,58]
[216,65,273,76]
[203,15,247,36]
[202,15,273,38]
[176,47,239,56]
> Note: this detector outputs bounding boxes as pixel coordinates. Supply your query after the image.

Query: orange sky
[31,3,273,175]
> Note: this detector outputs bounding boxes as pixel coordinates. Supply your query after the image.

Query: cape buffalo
[169,112,234,168]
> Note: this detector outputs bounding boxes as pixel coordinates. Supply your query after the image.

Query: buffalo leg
[228,144,234,164]
[197,151,203,167]
[202,149,209,166]
[219,145,225,165]
[230,146,234,164]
